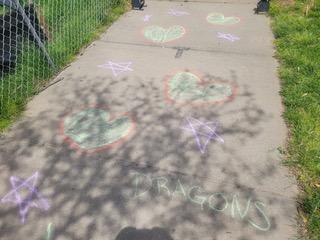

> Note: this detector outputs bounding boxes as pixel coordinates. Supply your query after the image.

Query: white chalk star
[168,9,190,16]
[98,61,133,77]
[217,32,240,42]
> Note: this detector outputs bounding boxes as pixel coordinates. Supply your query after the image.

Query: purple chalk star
[168,9,190,16]
[143,15,152,22]
[1,172,50,223]
[98,61,133,77]
[182,117,224,154]
[217,32,240,42]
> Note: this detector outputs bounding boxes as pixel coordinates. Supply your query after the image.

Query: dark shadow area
[0,3,49,75]
[0,64,297,240]
[115,226,173,240]
[254,0,270,14]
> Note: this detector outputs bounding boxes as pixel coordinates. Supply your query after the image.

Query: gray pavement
[0,1,298,239]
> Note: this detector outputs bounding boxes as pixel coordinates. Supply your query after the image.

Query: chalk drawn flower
[207,13,240,25]
[165,72,236,105]
[61,108,135,153]
[143,25,186,43]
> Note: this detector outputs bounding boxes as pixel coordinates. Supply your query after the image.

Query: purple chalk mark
[143,15,152,22]
[98,61,133,77]
[168,9,190,16]
[182,117,224,154]
[217,32,240,42]
[1,172,50,224]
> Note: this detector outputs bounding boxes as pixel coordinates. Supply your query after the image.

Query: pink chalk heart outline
[165,71,236,105]
[60,107,135,153]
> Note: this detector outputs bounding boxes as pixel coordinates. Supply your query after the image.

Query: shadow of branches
[0,70,296,240]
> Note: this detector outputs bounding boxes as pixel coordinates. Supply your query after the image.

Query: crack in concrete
[174,47,190,58]
[98,39,271,58]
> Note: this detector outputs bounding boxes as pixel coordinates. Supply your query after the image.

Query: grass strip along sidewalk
[0,0,129,131]
[270,0,320,239]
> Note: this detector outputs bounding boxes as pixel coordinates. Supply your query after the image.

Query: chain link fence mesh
[0,0,124,120]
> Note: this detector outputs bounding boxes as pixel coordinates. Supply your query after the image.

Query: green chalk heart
[144,25,185,43]
[63,108,133,150]
[168,72,233,103]
[207,13,240,25]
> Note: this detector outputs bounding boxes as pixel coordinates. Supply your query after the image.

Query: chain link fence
[0,0,124,121]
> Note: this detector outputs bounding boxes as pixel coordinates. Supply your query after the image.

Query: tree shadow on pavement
[0,71,297,240]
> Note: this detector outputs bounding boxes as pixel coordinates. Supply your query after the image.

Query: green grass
[269,0,320,238]
[0,0,129,131]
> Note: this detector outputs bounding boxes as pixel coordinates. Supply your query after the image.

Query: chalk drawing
[168,9,190,16]
[217,32,240,42]
[1,172,50,224]
[133,173,271,232]
[144,25,186,43]
[231,194,251,219]
[166,72,235,105]
[143,15,152,22]
[207,13,240,25]
[248,201,271,231]
[173,179,187,199]
[208,193,228,212]
[188,186,207,210]
[134,173,152,198]
[46,223,54,240]
[98,61,133,77]
[181,117,224,154]
[155,177,172,197]
[61,108,135,152]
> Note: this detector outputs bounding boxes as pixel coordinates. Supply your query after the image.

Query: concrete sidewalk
[0,1,298,239]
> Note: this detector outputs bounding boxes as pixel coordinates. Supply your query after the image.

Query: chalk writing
[181,117,224,154]
[143,15,152,22]
[1,172,50,224]
[217,32,240,42]
[98,61,133,77]
[168,9,190,16]
[166,72,235,105]
[61,108,135,152]
[207,13,240,25]
[133,173,271,232]
[144,25,186,43]
[46,223,54,240]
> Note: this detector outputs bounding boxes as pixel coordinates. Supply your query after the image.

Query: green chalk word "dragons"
[133,173,271,232]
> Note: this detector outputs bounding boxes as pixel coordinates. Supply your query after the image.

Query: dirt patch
[278,0,295,7]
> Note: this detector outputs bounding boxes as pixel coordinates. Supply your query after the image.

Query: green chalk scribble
[46,223,53,240]
[144,25,185,43]
[207,13,240,25]
[64,109,132,149]
[169,72,233,103]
